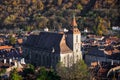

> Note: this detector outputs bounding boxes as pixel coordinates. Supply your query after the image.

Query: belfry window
[76,35,78,42]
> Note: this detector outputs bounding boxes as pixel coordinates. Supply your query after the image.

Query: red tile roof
[0,45,13,50]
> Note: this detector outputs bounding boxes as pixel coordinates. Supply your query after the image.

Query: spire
[71,14,77,27]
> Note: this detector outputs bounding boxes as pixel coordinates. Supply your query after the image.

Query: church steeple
[70,14,80,34]
[66,14,82,60]
[71,14,77,27]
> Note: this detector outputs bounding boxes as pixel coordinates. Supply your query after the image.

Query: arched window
[39,54,41,65]
[76,35,78,42]
[64,57,66,66]
[77,55,79,61]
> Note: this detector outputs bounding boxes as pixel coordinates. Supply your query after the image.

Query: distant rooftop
[0,45,13,50]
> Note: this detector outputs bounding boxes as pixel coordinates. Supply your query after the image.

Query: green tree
[37,16,49,29]
[10,69,22,80]
[37,67,48,80]
[77,3,83,11]
[96,16,109,35]
[56,60,90,80]
[4,15,16,25]
[23,64,35,75]
[22,64,36,80]
[0,68,6,76]
[37,67,60,80]
[23,25,33,31]
[9,35,16,45]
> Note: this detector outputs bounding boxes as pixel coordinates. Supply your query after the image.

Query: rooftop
[24,31,73,54]
[0,45,13,50]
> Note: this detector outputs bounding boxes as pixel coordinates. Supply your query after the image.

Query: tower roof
[71,14,77,27]
[69,14,80,34]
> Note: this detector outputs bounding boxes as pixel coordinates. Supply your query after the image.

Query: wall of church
[60,52,81,67]
[23,47,60,68]
[66,33,81,55]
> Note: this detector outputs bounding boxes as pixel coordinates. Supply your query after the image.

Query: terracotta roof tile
[0,45,13,50]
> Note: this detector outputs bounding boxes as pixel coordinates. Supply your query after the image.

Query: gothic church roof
[25,32,72,54]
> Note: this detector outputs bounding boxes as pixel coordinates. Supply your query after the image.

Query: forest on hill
[0,0,119,35]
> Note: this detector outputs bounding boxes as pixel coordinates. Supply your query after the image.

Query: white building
[23,15,82,68]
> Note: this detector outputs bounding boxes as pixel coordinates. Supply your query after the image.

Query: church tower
[66,14,82,60]
[71,15,81,54]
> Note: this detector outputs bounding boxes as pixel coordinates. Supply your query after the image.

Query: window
[76,49,78,52]
[64,57,66,66]
[76,35,78,42]
[77,55,79,61]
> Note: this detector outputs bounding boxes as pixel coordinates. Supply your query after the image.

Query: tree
[22,64,36,80]
[96,16,109,35]
[37,67,60,80]
[57,0,63,6]
[23,64,35,75]
[4,15,16,25]
[37,67,48,80]
[56,60,90,80]
[32,0,37,3]
[10,68,22,80]
[37,16,49,29]
[0,68,6,76]
[12,0,17,6]
[9,35,16,45]
[77,3,83,11]
[37,1,44,10]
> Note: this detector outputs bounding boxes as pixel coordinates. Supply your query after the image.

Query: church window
[76,35,78,42]
[77,55,79,61]
[76,49,78,52]
[64,57,66,66]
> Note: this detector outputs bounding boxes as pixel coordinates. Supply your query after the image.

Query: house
[23,15,82,68]
[0,45,25,78]
[90,61,120,79]
[112,26,120,31]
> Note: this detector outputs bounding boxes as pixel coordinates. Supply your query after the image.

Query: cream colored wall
[60,52,82,67]
[73,33,81,53]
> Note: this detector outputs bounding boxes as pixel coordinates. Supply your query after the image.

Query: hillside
[0,0,119,35]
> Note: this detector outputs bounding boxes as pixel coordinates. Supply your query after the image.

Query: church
[23,15,82,68]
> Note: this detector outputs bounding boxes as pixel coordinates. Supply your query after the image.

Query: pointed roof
[68,14,80,34]
[71,14,77,27]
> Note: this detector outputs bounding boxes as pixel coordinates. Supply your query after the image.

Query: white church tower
[66,14,82,61]
[71,15,81,53]
[71,14,82,60]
